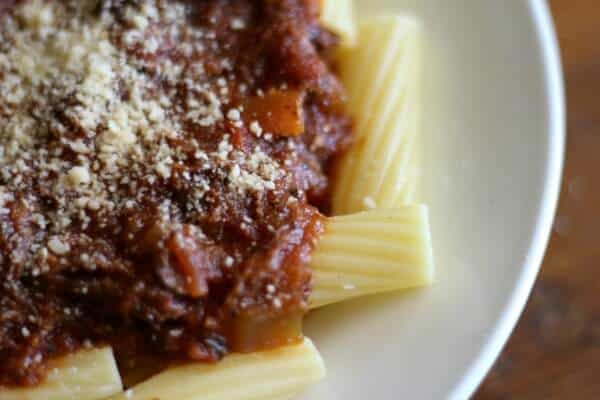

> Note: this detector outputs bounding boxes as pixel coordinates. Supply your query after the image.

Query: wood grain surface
[475,1,600,398]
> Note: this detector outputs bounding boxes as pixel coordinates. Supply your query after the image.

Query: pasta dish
[0,0,433,399]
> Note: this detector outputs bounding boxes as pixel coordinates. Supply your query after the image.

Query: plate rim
[448,0,566,398]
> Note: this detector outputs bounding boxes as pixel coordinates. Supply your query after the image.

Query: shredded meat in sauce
[0,0,351,386]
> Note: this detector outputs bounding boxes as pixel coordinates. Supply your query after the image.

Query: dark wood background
[475,0,600,398]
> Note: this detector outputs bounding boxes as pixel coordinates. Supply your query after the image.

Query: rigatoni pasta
[0,348,122,400]
[397,142,421,205]
[319,0,356,45]
[310,206,434,308]
[108,339,324,400]
[333,16,422,213]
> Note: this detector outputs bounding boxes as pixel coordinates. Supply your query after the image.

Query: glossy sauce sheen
[0,0,351,386]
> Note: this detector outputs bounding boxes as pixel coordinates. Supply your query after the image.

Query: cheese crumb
[226,108,241,121]
[249,120,262,136]
[48,237,70,255]
[230,18,245,30]
[67,166,91,186]
[155,162,171,179]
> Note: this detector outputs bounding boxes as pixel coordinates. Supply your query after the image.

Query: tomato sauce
[0,0,351,386]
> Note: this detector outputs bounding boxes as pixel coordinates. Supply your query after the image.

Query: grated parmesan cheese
[48,237,70,255]
[0,0,294,276]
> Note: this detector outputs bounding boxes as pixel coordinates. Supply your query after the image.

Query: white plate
[303,0,565,399]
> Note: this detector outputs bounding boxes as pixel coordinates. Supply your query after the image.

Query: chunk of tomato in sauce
[243,89,305,136]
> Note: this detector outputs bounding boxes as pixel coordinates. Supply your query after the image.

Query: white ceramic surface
[302,1,565,399]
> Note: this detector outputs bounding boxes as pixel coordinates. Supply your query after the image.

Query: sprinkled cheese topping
[0,0,285,267]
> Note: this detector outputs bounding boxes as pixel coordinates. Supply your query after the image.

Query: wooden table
[475,0,600,398]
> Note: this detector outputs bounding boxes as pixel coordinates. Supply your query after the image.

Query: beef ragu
[0,0,351,386]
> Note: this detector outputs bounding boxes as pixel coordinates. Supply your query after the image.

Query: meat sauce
[0,0,352,387]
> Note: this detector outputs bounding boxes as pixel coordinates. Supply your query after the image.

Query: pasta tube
[0,347,122,400]
[333,16,422,213]
[319,0,356,45]
[396,136,421,205]
[310,206,434,308]
[109,339,325,400]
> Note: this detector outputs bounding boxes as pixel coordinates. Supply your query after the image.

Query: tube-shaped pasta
[310,206,434,308]
[396,134,421,205]
[333,16,421,213]
[319,0,356,46]
[108,339,325,400]
[0,347,122,400]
